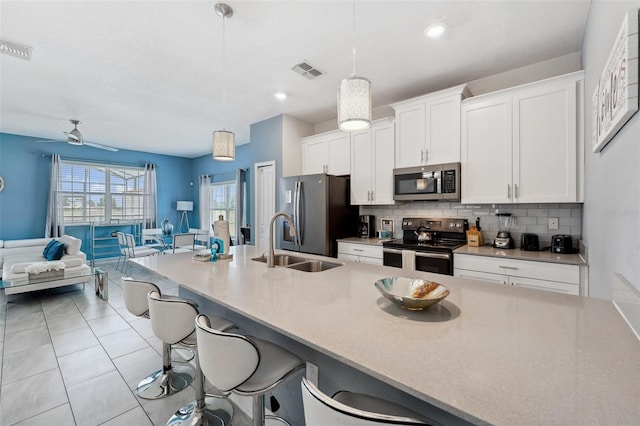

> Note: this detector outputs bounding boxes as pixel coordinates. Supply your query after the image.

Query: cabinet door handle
[515,184,519,199]
[425,149,429,163]
[371,191,375,201]
[367,191,370,201]
[421,149,424,163]
[499,265,518,270]
[507,184,512,199]
[353,248,364,252]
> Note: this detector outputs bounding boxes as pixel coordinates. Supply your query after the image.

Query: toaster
[551,235,573,254]
[520,233,540,251]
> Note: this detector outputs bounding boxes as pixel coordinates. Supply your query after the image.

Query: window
[59,161,145,223]
[210,180,236,240]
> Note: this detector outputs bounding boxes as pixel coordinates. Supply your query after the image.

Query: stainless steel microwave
[393,162,461,201]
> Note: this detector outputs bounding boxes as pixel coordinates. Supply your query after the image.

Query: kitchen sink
[285,260,341,273]
[251,254,307,266]
[251,254,342,272]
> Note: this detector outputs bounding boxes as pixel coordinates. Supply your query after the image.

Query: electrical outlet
[548,217,559,230]
[306,361,319,386]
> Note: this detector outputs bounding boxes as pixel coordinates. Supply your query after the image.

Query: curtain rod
[201,168,247,178]
[40,153,158,168]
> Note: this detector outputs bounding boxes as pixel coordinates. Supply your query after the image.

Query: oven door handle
[415,252,452,260]
[383,248,404,255]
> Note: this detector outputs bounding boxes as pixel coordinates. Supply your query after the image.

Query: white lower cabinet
[338,242,383,265]
[454,254,580,295]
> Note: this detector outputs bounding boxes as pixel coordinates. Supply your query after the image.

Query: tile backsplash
[360,202,582,248]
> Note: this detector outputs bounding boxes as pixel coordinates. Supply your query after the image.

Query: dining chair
[171,233,196,254]
[118,233,160,272]
[301,377,435,425]
[189,228,210,250]
[142,227,166,251]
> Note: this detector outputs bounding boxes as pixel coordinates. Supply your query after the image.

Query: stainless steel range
[382,217,467,275]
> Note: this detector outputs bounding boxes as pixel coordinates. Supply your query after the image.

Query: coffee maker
[358,215,375,238]
[493,213,516,249]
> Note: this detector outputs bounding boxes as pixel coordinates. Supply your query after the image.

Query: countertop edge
[454,245,588,266]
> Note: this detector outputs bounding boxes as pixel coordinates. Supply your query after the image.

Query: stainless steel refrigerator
[278,174,359,258]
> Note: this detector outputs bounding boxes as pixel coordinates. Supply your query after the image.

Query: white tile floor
[0,259,250,426]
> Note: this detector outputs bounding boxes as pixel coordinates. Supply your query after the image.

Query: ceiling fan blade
[63,131,81,142]
[83,141,119,152]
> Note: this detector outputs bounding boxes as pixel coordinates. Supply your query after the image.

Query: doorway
[254,161,276,251]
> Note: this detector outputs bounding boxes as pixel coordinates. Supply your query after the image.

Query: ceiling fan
[36,119,119,152]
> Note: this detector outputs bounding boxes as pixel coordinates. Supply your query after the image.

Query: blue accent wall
[0,132,193,255]
[190,143,252,229]
[0,115,287,255]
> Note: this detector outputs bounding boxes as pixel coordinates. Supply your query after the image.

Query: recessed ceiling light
[424,23,447,39]
[274,92,287,100]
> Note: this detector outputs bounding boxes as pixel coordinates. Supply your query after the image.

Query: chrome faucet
[268,212,296,268]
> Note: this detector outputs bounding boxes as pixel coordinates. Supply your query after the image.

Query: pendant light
[213,3,235,161]
[337,0,371,131]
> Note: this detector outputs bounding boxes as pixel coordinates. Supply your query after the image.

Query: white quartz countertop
[454,245,587,265]
[133,246,638,425]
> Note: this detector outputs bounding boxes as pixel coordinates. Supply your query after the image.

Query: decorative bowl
[374,277,450,310]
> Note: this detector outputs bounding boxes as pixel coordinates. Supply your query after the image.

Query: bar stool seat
[301,377,436,425]
[196,314,305,426]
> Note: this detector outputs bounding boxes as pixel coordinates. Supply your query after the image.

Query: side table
[94,267,108,300]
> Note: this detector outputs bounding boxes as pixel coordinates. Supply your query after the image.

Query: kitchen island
[132,245,639,425]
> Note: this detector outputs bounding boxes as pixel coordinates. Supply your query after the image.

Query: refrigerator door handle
[294,181,302,246]
[296,181,304,246]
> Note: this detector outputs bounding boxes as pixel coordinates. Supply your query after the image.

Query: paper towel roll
[213,219,231,254]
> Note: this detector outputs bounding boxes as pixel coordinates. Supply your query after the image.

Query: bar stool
[123,278,197,357]
[147,291,236,425]
[195,314,305,426]
[301,377,436,425]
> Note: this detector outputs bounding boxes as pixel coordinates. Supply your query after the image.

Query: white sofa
[0,235,91,295]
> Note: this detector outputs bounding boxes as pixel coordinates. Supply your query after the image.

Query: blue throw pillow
[46,241,65,261]
[43,239,57,258]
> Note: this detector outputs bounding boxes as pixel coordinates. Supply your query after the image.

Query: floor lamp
[177,201,193,233]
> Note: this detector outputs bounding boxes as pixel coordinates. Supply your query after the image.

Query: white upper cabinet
[350,119,396,205]
[302,130,351,175]
[461,71,584,204]
[392,84,470,168]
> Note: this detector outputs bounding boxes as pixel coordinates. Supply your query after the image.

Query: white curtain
[143,163,157,229]
[235,169,247,245]
[199,174,212,234]
[45,154,64,237]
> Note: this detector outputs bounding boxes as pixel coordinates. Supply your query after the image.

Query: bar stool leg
[136,342,195,399]
[167,351,234,426]
[250,395,291,426]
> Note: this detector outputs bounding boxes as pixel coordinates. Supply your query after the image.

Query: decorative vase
[161,219,173,236]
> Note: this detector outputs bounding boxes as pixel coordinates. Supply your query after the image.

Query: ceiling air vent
[0,40,32,61]
[292,61,323,80]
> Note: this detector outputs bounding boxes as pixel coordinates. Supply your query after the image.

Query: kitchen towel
[401,250,415,270]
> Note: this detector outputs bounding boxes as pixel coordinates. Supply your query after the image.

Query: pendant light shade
[337,0,371,132]
[213,130,235,161]
[338,76,371,131]
[212,3,235,161]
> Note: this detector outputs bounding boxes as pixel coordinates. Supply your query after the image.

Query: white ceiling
[0,0,591,158]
